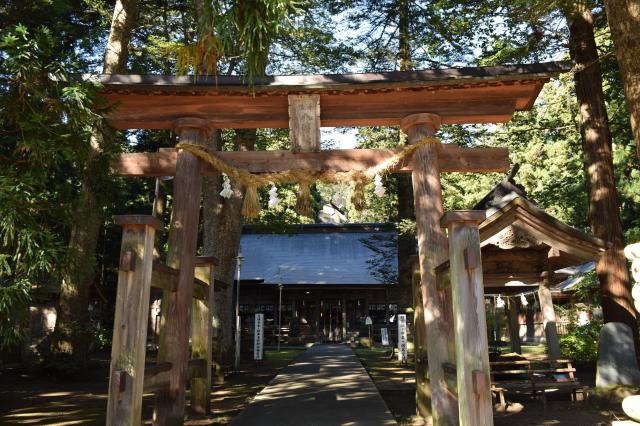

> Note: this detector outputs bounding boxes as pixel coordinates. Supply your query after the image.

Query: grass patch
[521,344,547,359]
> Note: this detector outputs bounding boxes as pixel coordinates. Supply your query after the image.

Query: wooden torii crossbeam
[99,61,570,426]
[115,145,509,176]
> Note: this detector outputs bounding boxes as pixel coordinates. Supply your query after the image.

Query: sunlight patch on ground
[35,392,74,398]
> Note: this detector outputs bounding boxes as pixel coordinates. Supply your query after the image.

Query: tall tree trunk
[398,0,412,72]
[202,129,257,374]
[566,4,638,356]
[54,0,138,364]
[396,0,430,419]
[396,0,416,297]
[103,0,138,73]
[194,0,263,376]
[602,0,640,158]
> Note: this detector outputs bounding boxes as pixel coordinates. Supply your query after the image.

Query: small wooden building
[471,175,607,356]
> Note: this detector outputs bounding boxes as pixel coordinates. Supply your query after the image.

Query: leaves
[0,25,105,349]
[166,0,303,81]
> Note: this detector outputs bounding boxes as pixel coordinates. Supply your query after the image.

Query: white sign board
[254,313,264,361]
[365,316,373,325]
[397,314,407,363]
[381,327,389,346]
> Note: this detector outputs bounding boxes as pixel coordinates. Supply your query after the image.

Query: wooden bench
[490,359,587,408]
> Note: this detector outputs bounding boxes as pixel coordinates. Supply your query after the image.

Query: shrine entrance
[319,299,344,342]
[98,61,570,425]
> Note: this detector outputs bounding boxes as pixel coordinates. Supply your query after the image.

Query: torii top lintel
[95,61,571,130]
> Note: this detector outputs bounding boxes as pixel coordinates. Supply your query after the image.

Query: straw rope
[176,136,439,217]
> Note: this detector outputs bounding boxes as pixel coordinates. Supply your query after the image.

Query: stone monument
[596,322,640,387]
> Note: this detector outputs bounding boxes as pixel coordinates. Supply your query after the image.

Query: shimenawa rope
[176,136,439,217]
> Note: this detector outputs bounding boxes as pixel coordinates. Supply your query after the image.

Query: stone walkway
[231,344,397,426]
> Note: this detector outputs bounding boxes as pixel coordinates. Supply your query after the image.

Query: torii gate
[99,61,570,425]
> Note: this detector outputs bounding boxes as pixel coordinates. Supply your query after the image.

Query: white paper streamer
[332,192,346,209]
[373,174,386,197]
[219,173,233,198]
[268,182,280,208]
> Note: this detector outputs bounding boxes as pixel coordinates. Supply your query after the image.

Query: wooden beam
[143,362,173,393]
[194,256,218,266]
[485,286,537,295]
[151,261,218,299]
[288,94,321,152]
[441,211,494,426]
[114,145,509,176]
[97,70,559,130]
[107,215,162,425]
[143,359,207,394]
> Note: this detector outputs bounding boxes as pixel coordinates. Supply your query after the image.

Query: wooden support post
[539,271,561,359]
[315,296,320,337]
[507,297,522,354]
[493,297,502,343]
[402,113,458,425]
[442,211,493,426]
[190,257,216,415]
[155,118,211,425]
[342,297,347,342]
[292,297,297,318]
[107,215,163,426]
[288,94,321,152]
[412,263,431,418]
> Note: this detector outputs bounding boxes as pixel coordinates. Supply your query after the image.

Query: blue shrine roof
[239,224,397,285]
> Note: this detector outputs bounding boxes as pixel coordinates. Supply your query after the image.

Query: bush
[559,319,602,363]
[96,326,112,350]
[359,337,372,348]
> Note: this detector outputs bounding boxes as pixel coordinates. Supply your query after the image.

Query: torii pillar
[155,117,212,424]
[401,113,458,425]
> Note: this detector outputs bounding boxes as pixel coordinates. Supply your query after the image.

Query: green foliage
[570,271,601,304]
[270,2,358,73]
[95,325,112,350]
[0,0,107,71]
[0,25,103,349]
[168,0,304,81]
[491,75,589,227]
[340,0,489,70]
[559,318,603,363]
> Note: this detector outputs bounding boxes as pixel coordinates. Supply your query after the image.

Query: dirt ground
[1,346,632,425]
[354,346,628,426]
[0,349,304,425]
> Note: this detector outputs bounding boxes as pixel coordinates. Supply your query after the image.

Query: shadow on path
[231,344,397,426]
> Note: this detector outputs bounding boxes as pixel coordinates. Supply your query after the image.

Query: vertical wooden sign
[254,313,264,361]
[381,327,389,346]
[397,314,408,363]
